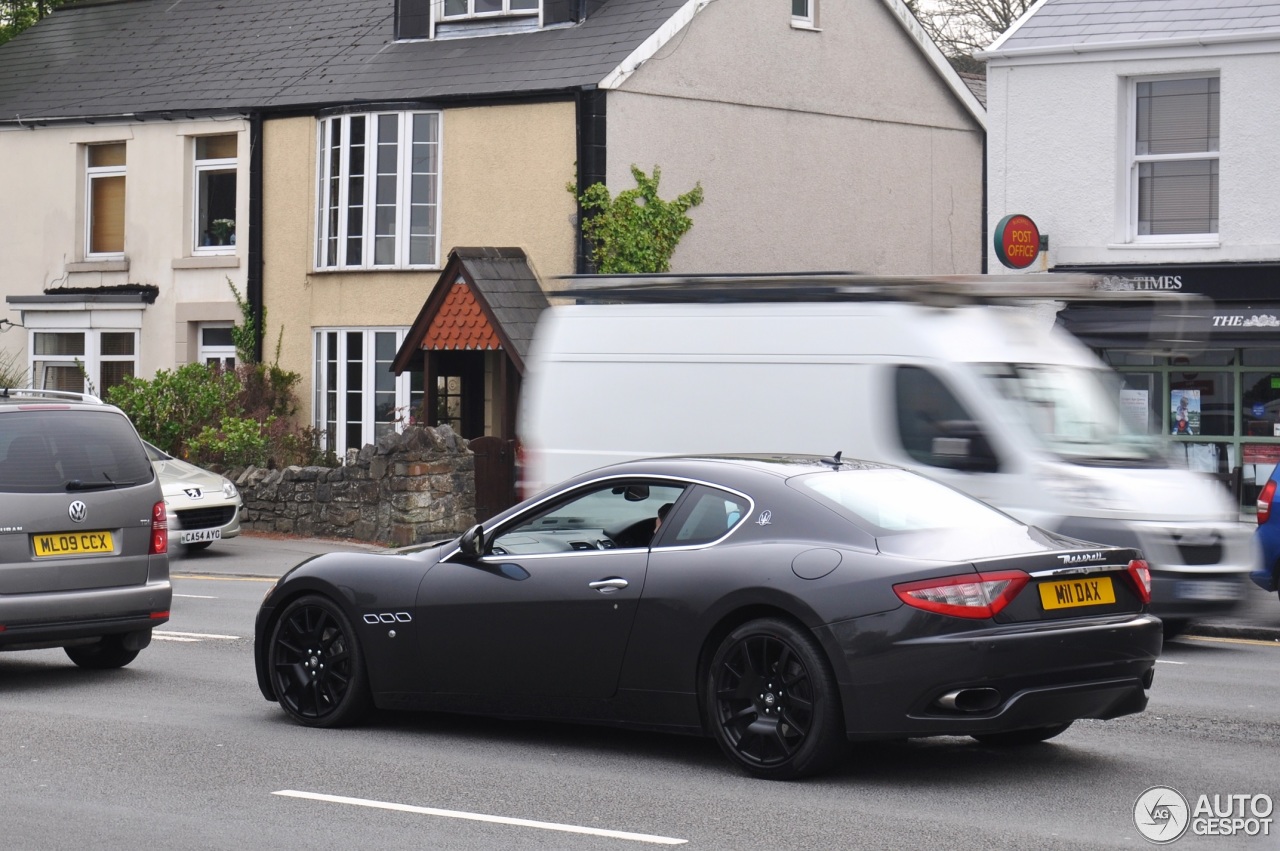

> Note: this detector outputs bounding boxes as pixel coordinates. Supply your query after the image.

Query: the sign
[994,214,1041,269]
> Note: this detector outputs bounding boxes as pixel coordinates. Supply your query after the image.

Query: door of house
[470,435,516,521]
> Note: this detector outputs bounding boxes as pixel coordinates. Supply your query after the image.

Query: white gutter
[979,26,1280,61]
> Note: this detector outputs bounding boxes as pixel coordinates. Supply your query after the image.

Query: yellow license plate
[32,530,115,558]
[1039,576,1115,610]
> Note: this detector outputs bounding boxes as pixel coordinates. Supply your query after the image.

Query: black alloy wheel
[972,722,1072,746]
[705,617,845,780]
[64,635,141,669]
[269,595,371,728]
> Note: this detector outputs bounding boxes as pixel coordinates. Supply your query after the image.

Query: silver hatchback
[0,388,171,668]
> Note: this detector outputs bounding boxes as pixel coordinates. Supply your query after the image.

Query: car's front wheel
[268,594,371,728]
[65,635,141,669]
[704,617,846,780]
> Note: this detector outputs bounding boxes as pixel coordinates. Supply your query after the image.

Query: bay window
[314,329,425,458]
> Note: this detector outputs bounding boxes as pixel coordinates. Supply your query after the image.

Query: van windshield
[979,364,1167,466]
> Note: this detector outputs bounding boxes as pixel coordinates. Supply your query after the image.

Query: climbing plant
[570,165,704,274]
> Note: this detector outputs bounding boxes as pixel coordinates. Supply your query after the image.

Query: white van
[517,275,1254,634]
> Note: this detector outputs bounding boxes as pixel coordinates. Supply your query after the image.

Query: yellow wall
[261,101,578,402]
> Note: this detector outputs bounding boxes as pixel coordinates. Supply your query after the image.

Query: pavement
[184,531,1280,642]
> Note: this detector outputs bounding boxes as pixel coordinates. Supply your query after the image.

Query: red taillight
[894,570,1029,619]
[1259,480,1276,526]
[1127,559,1152,604]
[149,500,168,555]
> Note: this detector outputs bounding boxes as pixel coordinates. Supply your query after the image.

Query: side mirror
[458,524,485,558]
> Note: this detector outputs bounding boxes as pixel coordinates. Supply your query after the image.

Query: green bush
[108,363,241,456]
[108,361,329,470]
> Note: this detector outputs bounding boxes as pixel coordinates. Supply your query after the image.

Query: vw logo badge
[68,500,88,523]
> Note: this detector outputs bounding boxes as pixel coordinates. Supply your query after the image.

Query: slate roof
[394,247,550,375]
[0,0,688,123]
[989,0,1280,55]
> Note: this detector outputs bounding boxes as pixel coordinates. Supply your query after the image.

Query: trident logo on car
[68,500,87,523]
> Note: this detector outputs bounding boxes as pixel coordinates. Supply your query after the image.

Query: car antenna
[821,451,843,468]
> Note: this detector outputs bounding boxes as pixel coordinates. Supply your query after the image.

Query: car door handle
[589,578,629,593]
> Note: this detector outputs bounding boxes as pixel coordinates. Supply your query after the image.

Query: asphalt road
[2,534,1278,850]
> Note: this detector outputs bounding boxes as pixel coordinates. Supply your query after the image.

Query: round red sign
[994,214,1041,269]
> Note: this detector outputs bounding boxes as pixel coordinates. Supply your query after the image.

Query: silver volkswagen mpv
[0,388,171,668]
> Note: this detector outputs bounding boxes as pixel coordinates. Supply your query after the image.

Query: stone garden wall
[228,425,476,546]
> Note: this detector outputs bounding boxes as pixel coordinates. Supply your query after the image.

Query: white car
[144,441,243,550]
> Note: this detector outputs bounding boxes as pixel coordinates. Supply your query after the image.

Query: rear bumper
[0,579,172,649]
[822,610,1161,740]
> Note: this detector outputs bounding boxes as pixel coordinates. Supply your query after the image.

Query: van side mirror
[458,524,485,558]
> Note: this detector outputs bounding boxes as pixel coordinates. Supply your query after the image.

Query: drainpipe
[248,111,265,362]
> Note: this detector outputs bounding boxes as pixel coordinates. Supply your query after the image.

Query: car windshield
[978,363,1167,466]
[794,468,1022,534]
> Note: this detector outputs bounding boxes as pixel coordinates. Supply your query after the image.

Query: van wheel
[268,594,371,728]
[65,635,141,669]
[704,618,845,780]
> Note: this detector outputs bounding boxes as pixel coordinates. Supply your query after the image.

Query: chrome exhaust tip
[937,687,1002,713]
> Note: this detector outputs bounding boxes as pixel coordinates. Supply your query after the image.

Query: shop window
[1170,368,1232,437]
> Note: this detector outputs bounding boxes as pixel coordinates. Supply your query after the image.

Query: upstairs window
[316,112,441,270]
[194,134,238,252]
[442,0,537,20]
[1131,76,1219,238]
[86,142,126,257]
[792,0,816,27]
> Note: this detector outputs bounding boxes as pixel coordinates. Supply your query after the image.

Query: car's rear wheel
[972,722,1072,746]
[268,594,371,728]
[65,635,141,669]
[704,617,845,780]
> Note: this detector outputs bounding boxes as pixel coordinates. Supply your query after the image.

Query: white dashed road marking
[153,630,240,642]
[272,790,688,845]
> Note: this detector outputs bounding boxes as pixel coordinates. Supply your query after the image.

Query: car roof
[0,388,112,409]
[580,453,898,480]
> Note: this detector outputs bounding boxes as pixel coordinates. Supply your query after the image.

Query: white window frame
[85,143,126,259]
[791,0,817,29]
[315,112,442,271]
[29,329,138,397]
[313,328,420,458]
[1127,74,1219,243]
[441,0,538,21]
[193,135,238,255]
[198,323,237,369]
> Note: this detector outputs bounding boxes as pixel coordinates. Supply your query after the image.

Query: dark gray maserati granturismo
[254,454,1161,779]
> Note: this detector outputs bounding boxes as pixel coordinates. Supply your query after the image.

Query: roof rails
[559,272,1206,308]
[0,387,105,404]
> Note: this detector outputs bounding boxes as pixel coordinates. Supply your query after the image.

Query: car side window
[666,487,749,547]
[492,481,686,555]
[894,366,1000,473]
